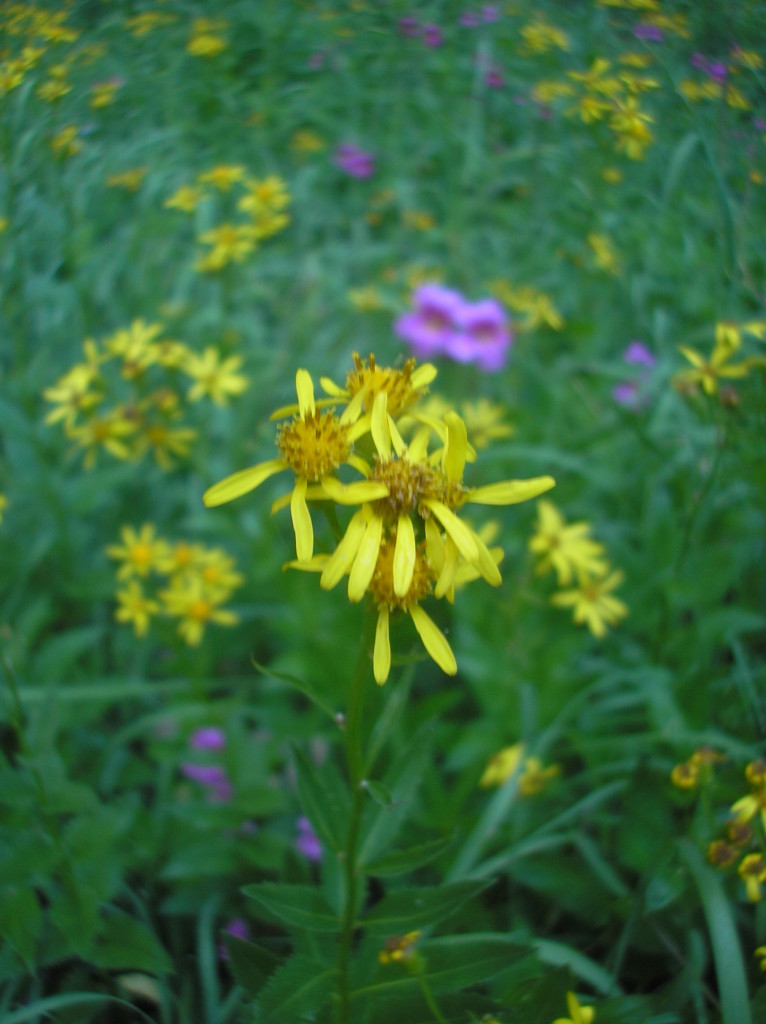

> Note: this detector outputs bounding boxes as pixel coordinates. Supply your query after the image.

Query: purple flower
[296,817,323,862]
[691,52,708,70]
[394,283,467,358]
[180,762,232,801]
[459,11,480,27]
[613,381,640,408]
[219,918,250,961]
[398,16,419,37]
[706,61,728,83]
[422,24,443,47]
[484,64,505,89]
[334,143,375,179]
[446,298,513,371]
[623,341,656,367]
[633,23,663,42]
[189,726,226,751]
[481,5,499,21]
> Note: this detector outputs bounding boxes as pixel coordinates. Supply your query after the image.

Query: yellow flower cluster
[43,320,249,469]
[518,18,570,56]
[564,60,657,160]
[673,320,766,399]
[706,760,766,903]
[529,500,628,638]
[166,168,291,273]
[107,524,242,645]
[378,931,421,967]
[490,279,564,332]
[480,742,560,796]
[204,353,554,684]
[1,3,78,101]
[586,233,621,276]
[670,746,725,789]
[187,17,228,58]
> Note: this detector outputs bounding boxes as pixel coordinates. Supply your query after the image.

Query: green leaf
[257,953,335,1024]
[362,835,454,876]
[678,839,752,1024]
[362,780,393,808]
[252,660,338,722]
[661,132,701,206]
[222,937,280,999]
[91,908,173,975]
[0,886,42,969]
[420,933,526,993]
[243,883,340,932]
[363,880,490,933]
[291,744,348,853]
[1,993,157,1024]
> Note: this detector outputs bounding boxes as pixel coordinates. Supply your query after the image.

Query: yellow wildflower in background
[610,98,654,159]
[348,285,386,312]
[198,165,245,191]
[125,12,177,35]
[237,175,290,216]
[529,501,608,586]
[519,18,570,55]
[0,495,7,524]
[184,348,249,405]
[291,129,326,153]
[115,581,159,637]
[107,524,170,580]
[187,33,227,57]
[196,224,256,272]
[738,854,766,902]
[90,80,121,108]
[402,210,435,231]
[165,184,206,212]
[378,931,421,967]
[480,743,559,795]
[552,570,628,638]
[50,125,82,157]
[159,576,239,646]
[490,280,564,332]
[107,168,147,191]
[587,233,621,275]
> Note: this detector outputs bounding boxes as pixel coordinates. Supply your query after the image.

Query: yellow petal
[283,555,328,572]
[422,500,479,563]
[371,391,390,458]
[388,414,407,457]
[203,459,285,506]
[320,508,367,590]
[348,513,383,602]
[291,476,313,561]
[319,477,388,504]
[425,517,444,574]
[411,362,437,388]
[295,368,315,418]
[407,424,432,463]
[467,476,555,506]
[409,604,457,675]
[473,529,502,586]
[374,606,391,685]
[320,376,346,397]
[340,388,367,426]
[444,411,468,482]
[393,514,416,597]
[434,536,458,598]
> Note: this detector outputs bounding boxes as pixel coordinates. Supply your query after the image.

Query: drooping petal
[393,514,416,597]
[422,499,479,563]
[295,368,315,419]
[466,476,555,506]
[434,536,458,598]
[320,477,389,505]
[410,362,438,388]
[425,517,444,574]
[374,606,391,685]
[371,391,390,458]
[340,388,367,426]
[291,475,313,561]
[388,414,407,457]
[407,424,432,463]
[472,528,502,587]
[409,604,457,676]
[320,376,346,397]
[320,508,367,590]
[203,459,286,507]
[443,411,468,482]
[283,555,328,572]
[348,512,383,602]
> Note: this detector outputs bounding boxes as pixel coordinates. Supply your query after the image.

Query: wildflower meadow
[2,1,766,1022]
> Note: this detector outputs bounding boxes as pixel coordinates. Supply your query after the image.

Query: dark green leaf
[257,953,335,1024]
[362,835,454,876]
[243,883,339,932]
[363,880,490,933]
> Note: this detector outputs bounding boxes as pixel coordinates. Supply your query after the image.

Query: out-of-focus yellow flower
[533,80,576,104]
[725,84,750,110]
[348,285,385,312]
[107,523,171,580]
[184,348,249,405]
[402,210,435,231]
[587,233,621,275]
[37,77,71,101]
[551,569,628,637]
[519,19,569,55]
[90,80,121,108]
[196,224,256,271]
[165,185,206,212]
[738,853,766,902]
[568,93,613,124]
[187,33,227,57]
[610,97,654,159]
[237,175,290,216]
[291,129,326,153]
[198,165,245,191]
[553,991,595,1024]
[115,580,160,637]
[755,945,766,971]
[602,167,622,183]
[69,411,138,469]
[675,339,750,396]
[480,743,559,795]
[0,495,7,524]
[708,839,739,868]
[733,48,763,71]
[378,931,421,967]
[126,12,176,36]
[460,398,514,450]
[159,576,239,646]
[107,168,147,191]
[490,280,564,331]
[50,125,82,158]
[529,501,608,586]
[136,418,196,470]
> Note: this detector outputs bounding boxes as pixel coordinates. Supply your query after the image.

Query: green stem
[336,608,376,1024]
[417,972,448,1024]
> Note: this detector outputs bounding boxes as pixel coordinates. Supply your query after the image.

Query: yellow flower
[136,418,197,470]
[529,501,608,586]
[602,167,622,183]
[551,570,628,637]
[671,760,700,789]
[587,233,621,275]
[105,320,164,377]
[106,524,170,580]
[197,165,246,191]
[237,175,290,215]
[115,580,160,637]
[730,762,766,834]
[379,931,421,966]
[459,398,514,450]
[107,168,147,192]
[291,129,325,153]
[157,541,208,577]
[553,991,595,1024]
[44,361,103,430]
[675,339,750,396]
[707,840,739,869]
[187,33,227,57]
[610,98,654,159]
[196,224,256,271]
[159,576,239,646]
[519,19,570,55]
[490,280,564,332]
[184,348,249,405]
[126,12,177,35]
[755,946,766,971]
[37,78,71,101]
[165,185,206,212]
[196,549,245,597]
[0,495,6,524]
[69,411,138,468]
[568,94,612,124]
[533,80,576,104]
[90,81,120,108]
[348,286,386,312]
[738,853,766,902]
[480,743,560,794]
[402,210,435,231]
[203,369,380,562]
[50,125,82,158]
[320,352,437,418]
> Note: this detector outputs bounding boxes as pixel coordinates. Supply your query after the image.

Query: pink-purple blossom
[422,23,443,47]
[296,816,323,862]
[633,23,663,42]
[180,762,232,801]
[219,918,250,960]
[189,726,226,751]
[613,341,656,409]
[398,16,419,37]
[396,283,513,371]
[623,341,657,367]
[334,143,375,179]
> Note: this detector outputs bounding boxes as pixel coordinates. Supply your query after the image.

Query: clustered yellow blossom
[107,524,242,645]
[518,18,570,56]
[564,59,657,160]
[670,746,726,789]
[106,168,147,191]
[480,742,560,796]
[553,991,596,1024]
[204,353,554,684]
[673,320,766,399]
[530,500,628,638]
[378,931,421,967]
[1,3,79,101]
[490,280,564,332]
[166,168,291,273]
[43,319,249,469]
[187,17,228,58]
[706,760,766,903]
[409,396,514,452]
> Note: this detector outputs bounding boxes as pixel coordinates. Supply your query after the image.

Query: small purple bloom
[706,61,728,83]
[613,381,640,407]
[484,64,505,89]
[219,918,250,960]
[691,52,708,70]
[398,16,419,37]
[422,23,443,47]
[296,817,323,862]
[623,341,656,367]
[481,5,499,21]
[459,11,480,27]
[189,726,226,751]
[633,23,663,42]
[754,118,766,132]
[181,762,232,801]
[446,298,513,371]
[334,143,375,179]
[395,283,467,359]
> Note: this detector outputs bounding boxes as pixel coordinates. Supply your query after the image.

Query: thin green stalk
[416,972,448,1024]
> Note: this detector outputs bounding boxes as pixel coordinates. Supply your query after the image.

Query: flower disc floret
[370,456,461,522]
[368,538,434,610]
[277,409,351,481]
